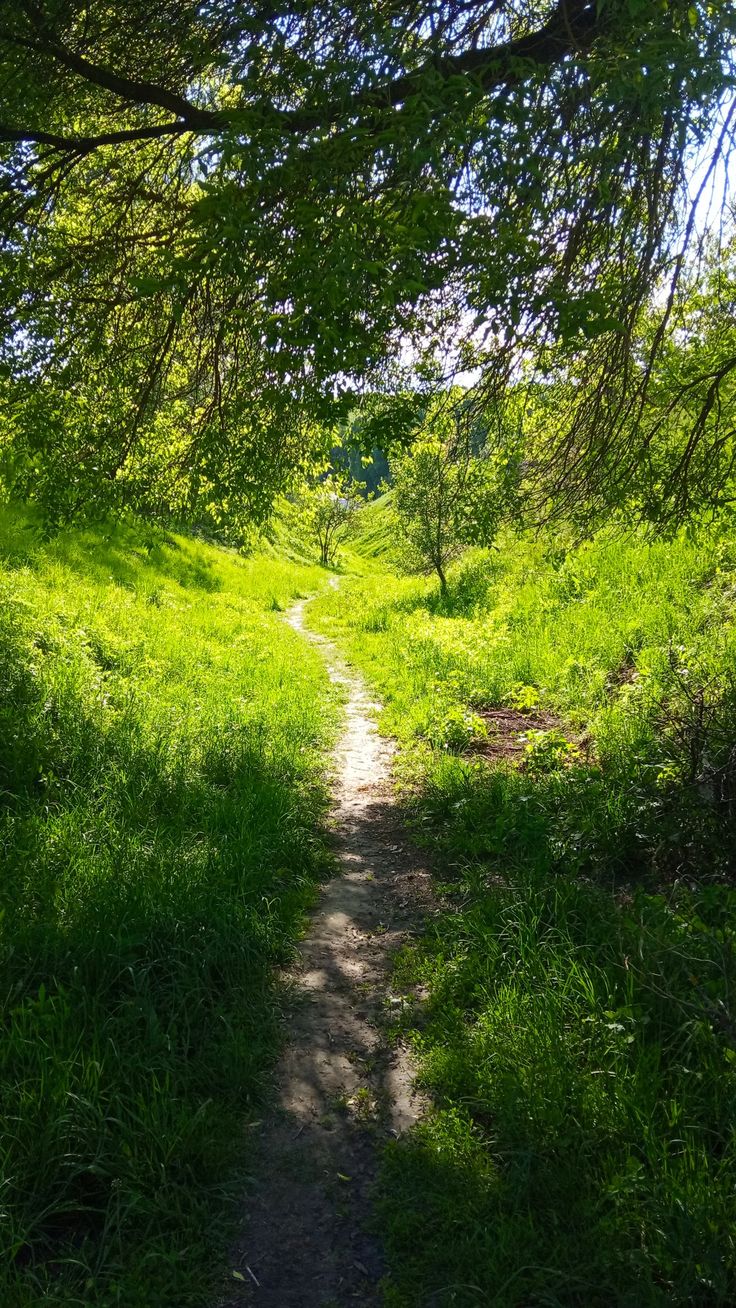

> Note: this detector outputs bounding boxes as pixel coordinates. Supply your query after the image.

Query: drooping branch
[0,1,603,156]
[0,121,199,153]
[0,24,220,126]
[1,0,732,527]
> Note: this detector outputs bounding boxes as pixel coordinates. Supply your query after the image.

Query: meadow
[0,505,336,1307]
[4,487,736,1308]
[313,509,736,1306]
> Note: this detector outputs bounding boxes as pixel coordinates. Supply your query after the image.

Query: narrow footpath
[221,593,432,1307]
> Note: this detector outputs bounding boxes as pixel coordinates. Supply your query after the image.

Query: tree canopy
[0,2,734,525]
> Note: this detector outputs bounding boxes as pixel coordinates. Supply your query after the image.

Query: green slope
[346,491,398,568]
[0,506,336,1307]
[312,526,736,1307]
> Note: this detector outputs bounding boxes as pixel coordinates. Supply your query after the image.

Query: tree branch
[331,0,599,116]
[0,122,198,153]
[0,23,219,128]
[0,0,603,156]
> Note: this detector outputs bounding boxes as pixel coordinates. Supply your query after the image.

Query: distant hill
[347,491,398,564]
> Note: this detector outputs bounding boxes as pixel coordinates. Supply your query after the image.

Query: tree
[293,472,363,567]
[0,3,733,523]
[509,229,736,529]
[392,394,513,591]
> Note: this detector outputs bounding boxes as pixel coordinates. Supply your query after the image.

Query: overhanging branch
[0,122,199,153]
[0,0,603,156]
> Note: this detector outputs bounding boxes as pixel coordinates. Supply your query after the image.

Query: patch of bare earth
[217,595,433,1308]
[469,705,587,764]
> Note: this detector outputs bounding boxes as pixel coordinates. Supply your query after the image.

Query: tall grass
[312,524,736,1306]
[0,506,336,1307]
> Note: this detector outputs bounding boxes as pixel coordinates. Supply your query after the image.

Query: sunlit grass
[0,505,336,1306]
[314,521,736,1306]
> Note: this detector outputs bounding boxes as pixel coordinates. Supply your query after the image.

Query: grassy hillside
[343,490,398,569]
[0,506,336,1307]
[311,524,736,1306]
[259,487,398,575]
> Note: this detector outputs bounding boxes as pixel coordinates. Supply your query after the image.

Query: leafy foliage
[286,469,365,567]
[0,3,733,520]
[520,229,736,526]
[392,393,515,589]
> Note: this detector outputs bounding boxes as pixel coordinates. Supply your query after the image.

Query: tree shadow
[0,506,224,593]
[221,786,430,1307]
[379,757,736,1306]
[48,521,224,593]
[0,643,329,1303]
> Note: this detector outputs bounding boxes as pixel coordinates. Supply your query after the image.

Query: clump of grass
[0,505,336,1306]
[316,522,736,1305]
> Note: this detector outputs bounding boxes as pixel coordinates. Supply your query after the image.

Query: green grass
[6,495,736,1306]
[311,523,736,1306]
[343,490,399,567]
[0,505,336,1307]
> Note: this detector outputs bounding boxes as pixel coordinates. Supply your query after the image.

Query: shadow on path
[220,596,433,1307]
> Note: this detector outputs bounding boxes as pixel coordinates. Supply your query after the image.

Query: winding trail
[221,592,432,1307]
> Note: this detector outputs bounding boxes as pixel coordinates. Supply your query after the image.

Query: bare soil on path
[219,593,432,1308]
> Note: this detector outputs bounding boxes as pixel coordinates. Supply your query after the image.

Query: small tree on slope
[298,471,363,567]
[392,399,511,593]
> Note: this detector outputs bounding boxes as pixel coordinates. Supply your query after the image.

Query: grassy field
[311,510,736,1306]
[0,506,336,1307]
[5,490,736,1307]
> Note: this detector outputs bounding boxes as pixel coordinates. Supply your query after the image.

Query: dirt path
[220,594,432,1307]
